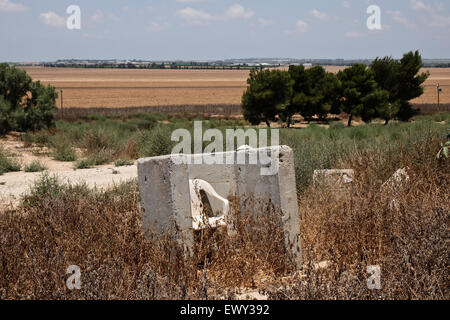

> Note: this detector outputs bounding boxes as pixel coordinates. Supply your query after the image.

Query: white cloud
[39,11,65,28]
[257,18,275,26]
[310,9,329,21]
[410,0,450,27]
[429,14,450,28]
[91,11,104,23]
[344,31,362,38]
[147,21,168,32]
[225,4,254,19]
[108,13,120,22]
[176,7,212,25]
[387,10,415,28]
[286,20,309,34]
[91,11,121,23]
[410,0,432,12]
[295,20,309,33]
[176,4,255,25]
[0,0,27,12]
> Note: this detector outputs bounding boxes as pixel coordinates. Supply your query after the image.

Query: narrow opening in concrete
[199,189,214,218]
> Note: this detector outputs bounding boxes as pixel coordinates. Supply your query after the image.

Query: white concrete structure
[137,145,302,267]
[382,168,409,192]
[313,169,354,190]
[189,179,229,230]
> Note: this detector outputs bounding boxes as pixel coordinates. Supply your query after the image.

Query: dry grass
[0,178,289,299]
[0,135,448,300]
[267,138,449,300]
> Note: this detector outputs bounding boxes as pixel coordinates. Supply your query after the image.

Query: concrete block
[382,168,409,192]
[137,145,302,267]
[313,169,354,190]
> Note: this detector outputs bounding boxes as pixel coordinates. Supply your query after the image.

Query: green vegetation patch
[24,160,47,173]
[0,148,21,175]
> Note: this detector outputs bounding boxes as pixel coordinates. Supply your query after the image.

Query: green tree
[0,96,16,134]
[286,65,341,124]
[396,51,429,121]
[242,69,293,127]
[306,67,341,120]
[337,64,388,126]
[0,64,57,135]
[285,65,309,125]
[371,51,429,123]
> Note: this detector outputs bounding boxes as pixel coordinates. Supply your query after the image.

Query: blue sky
[1,0,449,61]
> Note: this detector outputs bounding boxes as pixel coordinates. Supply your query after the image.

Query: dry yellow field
[21,67,250,108]
[323,66,450,105]
[20,66,450,109]
[411,68,450,104]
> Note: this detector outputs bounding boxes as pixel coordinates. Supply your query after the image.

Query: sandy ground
[0,134,137,206]
[0,166,137,206]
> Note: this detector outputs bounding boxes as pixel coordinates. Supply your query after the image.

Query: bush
[24,160,47,173]
[22,130,51,147]
[89,149,112,165]
[137,126,174,158]
[0,149,21,175]
[115,159,135,167]
[74,159,94,170]
[51,138,77,162]
[0,64,58,135]
[82,128,111,154]
[74,150,112,169]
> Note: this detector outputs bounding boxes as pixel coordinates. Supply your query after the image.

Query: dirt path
[0,134,137,206]
[0,165,137,206]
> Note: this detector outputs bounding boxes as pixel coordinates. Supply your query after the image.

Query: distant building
[302,63,313,68]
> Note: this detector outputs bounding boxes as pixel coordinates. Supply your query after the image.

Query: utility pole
[60,88,64,119]
[437,83,442,111]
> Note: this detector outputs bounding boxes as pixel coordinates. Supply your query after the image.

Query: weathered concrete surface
[313,169,354,190]
[190,179,229,230]
[382,168,410,191]
[381,168,410,211]
[234,146,301,267]
[137,146,302,267]
[137,154,194,249]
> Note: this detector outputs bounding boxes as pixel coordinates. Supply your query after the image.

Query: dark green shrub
[0,64,58,135]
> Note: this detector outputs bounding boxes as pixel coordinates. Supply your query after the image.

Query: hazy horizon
[1,0,450,62]
[7,57,450,64]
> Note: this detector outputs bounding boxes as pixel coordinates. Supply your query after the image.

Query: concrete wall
[137,145,302,267]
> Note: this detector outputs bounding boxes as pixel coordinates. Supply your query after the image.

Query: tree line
[242,51,429,127]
